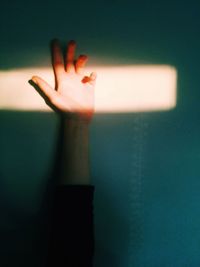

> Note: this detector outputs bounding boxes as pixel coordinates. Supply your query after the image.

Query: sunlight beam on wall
[0,65,177,112]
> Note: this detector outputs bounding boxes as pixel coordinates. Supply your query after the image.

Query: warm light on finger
[52,40,64,66]
[66,40,76,61]
[90,72,97,80]
[75,55,88,74]
[0,65,177,112]
[66,40,76,72]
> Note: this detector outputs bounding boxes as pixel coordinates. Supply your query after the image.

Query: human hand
[30,39,97,123]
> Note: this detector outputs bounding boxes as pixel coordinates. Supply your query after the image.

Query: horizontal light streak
[0,65,177,112]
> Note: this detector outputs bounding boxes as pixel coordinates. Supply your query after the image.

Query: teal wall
[1,0,200,266]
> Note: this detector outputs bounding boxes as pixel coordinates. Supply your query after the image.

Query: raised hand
[30,39,97,123]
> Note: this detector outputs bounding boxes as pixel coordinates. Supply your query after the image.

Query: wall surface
[1,0,200,266]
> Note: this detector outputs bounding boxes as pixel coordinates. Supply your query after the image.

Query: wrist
[60,111,94,125]
[61,117,91,132]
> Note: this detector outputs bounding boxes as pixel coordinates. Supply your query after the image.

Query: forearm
[59,117,91,185]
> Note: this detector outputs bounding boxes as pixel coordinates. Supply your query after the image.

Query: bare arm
[30,39,97,185]
[59,117,91,185]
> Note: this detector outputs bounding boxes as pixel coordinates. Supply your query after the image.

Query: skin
[30,39,97,185]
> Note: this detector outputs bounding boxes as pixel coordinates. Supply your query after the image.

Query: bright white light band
[0,65,177,112]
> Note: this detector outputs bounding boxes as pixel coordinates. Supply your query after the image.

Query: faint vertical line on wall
[128,114,148,267]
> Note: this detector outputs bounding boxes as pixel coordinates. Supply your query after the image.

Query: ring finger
[75,55,88,75]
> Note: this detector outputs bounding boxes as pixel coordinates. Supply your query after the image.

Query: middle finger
[65,40,76,73]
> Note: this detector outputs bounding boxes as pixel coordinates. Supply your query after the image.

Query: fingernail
[51,38,59,44]
[69,40,76,45]
[31,77,37,84]
[80,54,88,59]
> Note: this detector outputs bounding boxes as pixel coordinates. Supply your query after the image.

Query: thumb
[31,76,56,100]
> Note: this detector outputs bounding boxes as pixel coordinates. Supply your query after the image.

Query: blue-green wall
[1,0,200,266]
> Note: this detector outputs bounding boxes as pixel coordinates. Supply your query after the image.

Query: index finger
[51,39,65,76]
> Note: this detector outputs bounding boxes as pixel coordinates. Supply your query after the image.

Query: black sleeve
[46,185,95,267]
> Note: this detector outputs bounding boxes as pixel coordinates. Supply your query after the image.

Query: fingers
[89,72,97,85]
[65,40,76,73]
[51,39,65,77]
[75,55,88,74]
[31,76,57,100]
[82,72,97,85]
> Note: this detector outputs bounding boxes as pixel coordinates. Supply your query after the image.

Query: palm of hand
[56,73,94,115]
[31,39,96,122]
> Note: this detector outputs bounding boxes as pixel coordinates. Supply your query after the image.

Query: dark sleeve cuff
[46,185,95,267]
